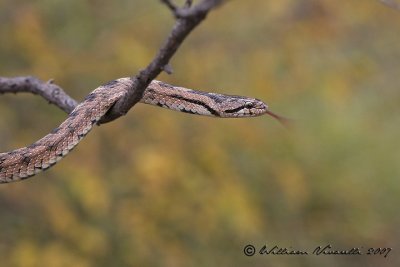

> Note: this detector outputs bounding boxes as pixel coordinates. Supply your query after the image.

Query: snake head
[219,97,268,117]
[219,96,290,126]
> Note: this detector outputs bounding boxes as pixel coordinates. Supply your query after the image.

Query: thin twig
[0,76,78,114]
[160,0,178,13]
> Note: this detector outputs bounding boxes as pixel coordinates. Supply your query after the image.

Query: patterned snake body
[0,78,271,183]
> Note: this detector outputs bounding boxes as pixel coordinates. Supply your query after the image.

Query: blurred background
[0,0,399,266]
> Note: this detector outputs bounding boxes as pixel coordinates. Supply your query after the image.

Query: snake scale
[0,78,281,183]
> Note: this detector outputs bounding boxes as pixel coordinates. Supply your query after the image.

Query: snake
[0,78,283,183]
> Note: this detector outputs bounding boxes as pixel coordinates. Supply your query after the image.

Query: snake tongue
[264,109,293,128]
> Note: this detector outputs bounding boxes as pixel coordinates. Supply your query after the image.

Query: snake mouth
[249,100,268,116]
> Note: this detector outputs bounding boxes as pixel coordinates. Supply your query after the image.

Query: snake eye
[244,102,254,109]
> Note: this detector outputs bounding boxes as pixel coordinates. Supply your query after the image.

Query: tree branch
[0,76,78,114]
[99,0,224,123]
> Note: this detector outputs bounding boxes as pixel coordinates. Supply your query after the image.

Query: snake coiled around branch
[0,78,279,183]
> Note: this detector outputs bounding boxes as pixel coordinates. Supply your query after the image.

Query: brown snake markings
[0,78,273,183]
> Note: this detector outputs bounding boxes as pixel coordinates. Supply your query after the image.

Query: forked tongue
[264,109,293,128]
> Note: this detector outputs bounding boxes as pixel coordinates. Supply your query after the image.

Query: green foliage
[1,0,399,266]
